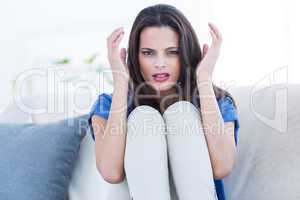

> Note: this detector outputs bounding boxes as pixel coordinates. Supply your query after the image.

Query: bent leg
[163,101,218,200]
[124,105,171,200]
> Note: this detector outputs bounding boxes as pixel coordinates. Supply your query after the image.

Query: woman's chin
[152,83,175,92]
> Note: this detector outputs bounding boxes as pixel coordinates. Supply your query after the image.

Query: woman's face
[138,26,181,92]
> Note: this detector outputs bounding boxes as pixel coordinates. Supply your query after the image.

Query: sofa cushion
[0,115,89,200]
[224,83,300,200]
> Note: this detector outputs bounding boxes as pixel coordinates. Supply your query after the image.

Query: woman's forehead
[139,26,179,48]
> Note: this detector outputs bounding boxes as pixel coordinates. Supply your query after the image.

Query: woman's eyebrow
[140,47,179,50]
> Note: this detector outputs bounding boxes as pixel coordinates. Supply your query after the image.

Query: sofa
[0,83,299,200]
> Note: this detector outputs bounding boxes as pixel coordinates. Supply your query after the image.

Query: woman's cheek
[141,66,153,82]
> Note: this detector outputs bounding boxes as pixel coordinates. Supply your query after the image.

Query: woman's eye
[169,51,179,55]
[142,51,153,56]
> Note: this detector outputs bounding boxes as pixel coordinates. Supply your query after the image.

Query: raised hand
[106,27,129,82]
[196,22,223,81]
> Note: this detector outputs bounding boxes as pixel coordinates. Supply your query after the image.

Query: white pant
[124,101,218,200]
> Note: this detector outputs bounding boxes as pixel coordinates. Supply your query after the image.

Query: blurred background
[0,0,299,113]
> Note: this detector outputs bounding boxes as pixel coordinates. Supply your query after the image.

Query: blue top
[88,92,240,200]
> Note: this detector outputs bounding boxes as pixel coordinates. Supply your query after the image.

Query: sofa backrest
[224,83,300,200]
[1,84,299,200]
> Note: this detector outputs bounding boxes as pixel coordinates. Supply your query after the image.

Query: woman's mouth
[152,73,170,82]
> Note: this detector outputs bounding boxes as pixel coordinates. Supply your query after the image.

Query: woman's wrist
[113,74,129,85]
[113,77,129,93]
[196,69,212,80]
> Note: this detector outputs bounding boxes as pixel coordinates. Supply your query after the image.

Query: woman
[89,4,240,200]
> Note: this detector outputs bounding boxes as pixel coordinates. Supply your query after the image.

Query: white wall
[1,0,299,113]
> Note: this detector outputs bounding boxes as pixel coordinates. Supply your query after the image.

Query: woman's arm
[195,23,236,179]
[92,27,130,184]
[197,78,236,179]
[92,79,128,184]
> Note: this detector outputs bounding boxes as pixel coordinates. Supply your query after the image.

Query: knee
[127,105,163,122]
[127,105,166,137]
[163,100,199,119]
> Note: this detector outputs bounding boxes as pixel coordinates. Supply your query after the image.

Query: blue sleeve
[217,96,240,145]
[88,93,112,140]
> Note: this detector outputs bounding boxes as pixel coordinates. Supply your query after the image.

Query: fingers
[107,27,124,44]
[208,22,222,41]
[202,43,209,57]
[113,31,124,46]
[107,27,125,63]
[207,22,222,49]
[120,48,127,66]
[107,27,124,52]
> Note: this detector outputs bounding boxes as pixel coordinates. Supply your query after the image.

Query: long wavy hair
[125,3,237,114]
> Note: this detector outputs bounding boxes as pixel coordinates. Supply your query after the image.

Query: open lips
[152,73,170,82]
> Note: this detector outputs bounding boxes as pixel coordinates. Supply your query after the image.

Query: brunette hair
[125,3,237,114]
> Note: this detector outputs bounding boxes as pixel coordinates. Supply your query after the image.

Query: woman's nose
[154,56,167,69]
[155,64,166,70]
